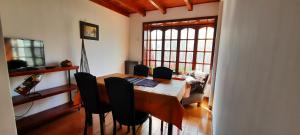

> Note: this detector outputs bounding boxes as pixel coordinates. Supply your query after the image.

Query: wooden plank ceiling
[90,0,220,17]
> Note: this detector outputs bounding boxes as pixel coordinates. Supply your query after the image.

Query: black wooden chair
[75,72,111,135]
[134,64,149,77]
[104,77,152,135]
[153,67,173,80]
[153,67,173,132]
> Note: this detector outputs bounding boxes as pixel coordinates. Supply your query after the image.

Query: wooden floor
[22,102,211,135]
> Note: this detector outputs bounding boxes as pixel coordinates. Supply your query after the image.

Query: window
[196,27,215,73]
[178,28,195,73]
[163,29,178,71]
[6,39,45,67]
[143,17,216,74]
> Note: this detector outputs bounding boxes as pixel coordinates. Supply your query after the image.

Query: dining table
[96,73,191,135]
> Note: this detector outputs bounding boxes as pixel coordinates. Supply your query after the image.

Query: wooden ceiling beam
[112,0,146,16]
[148,0,166,14]
[90,0,130,17]
[184,0,193,11]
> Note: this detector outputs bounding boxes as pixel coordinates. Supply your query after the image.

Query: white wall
[209,1,224,108]
[0,0,129,117]
[213,0,300,135]
[129,2,219,62]
[0,17,17,135]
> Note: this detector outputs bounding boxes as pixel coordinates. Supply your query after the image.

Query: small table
[96,73,190,134]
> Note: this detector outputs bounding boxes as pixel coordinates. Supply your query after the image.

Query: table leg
[168,123,173,135]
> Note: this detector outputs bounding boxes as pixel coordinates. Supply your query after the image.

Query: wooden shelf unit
[12,84,77,106]
[16,102,80,133]
[9,66,79,77]
[10,66,80,134]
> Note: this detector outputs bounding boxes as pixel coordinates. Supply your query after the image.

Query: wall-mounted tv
[4,38,45,69]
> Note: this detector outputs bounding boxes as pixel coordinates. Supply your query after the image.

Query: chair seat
[94,102,112,114]
[85,102,111,114]
[118,111,149,126]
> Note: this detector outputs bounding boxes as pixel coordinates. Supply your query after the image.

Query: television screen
[4,38,45,68]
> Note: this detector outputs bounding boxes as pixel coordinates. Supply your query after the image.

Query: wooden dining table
[96,73,190,134]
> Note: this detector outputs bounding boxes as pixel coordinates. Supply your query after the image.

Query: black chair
[153,67,173,79]
[104,77,152,135]
[153,67,173,132]
[75,72,111,135]
[133,64,149,77]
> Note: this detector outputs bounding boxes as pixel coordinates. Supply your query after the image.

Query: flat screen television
[4,38,45,70]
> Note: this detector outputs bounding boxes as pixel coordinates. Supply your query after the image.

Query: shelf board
[16,102,80,134]
[12,84,77,106]
[9,66,79,77]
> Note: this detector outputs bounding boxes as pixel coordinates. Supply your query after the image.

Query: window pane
[18,48,25,57]
[170,52,176,61]
[204,65,210,73]
[179,63,185,73]
[170,62,176,71]
[171,41,177,50]
[146,41,150,50]
[150,61,155,68]
[157,40,162,50]
[196,64,203,71]
[143,50,147,59]
[156,61,161,67]
[151,30,157,39]
[198,40,205,51]
[34,41,42,47]
[165,30,171,39]
[144,41,147,49]
[36,58,43,66]
[151,41,156,50]
[198,27,207,39]
[171,29,178,39]
[144,31,148,40]
[206,40,213,51]
[156,51,162,60]
[188,28,195,39]
[186,64,192,72]
[26,58,34,66]
[197,52,204,63]
[25,48,33,57]
[12,48,17,57]
[157,30,163,40]
[186,52,193,62]
[180,40,186,51]
[23,40,30,47]
[164,51,170,61]
[165,41,170,50]
[187,40,194,51]
[164,62,170,68]
[181,28,187,39]
[33,48,41,57]
[150,51,156,60]
[145,51,149,59]
[179,52,186,62]
[207,27,214,39]
[204,53,212,64]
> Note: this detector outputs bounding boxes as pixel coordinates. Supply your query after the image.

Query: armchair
[181,71,209,106]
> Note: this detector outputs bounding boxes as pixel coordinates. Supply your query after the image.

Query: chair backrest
[134,64,149,77]
[74,72,101,113]
[201,74,210,89]
[104,77,135,124]
[153,67,173,80]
